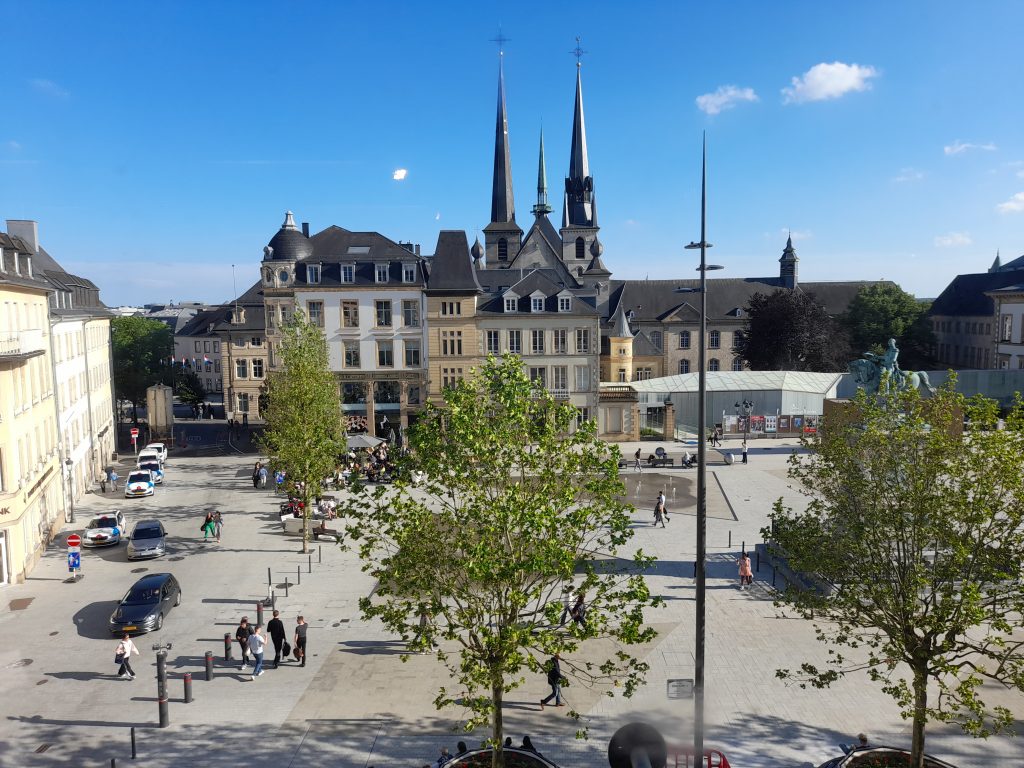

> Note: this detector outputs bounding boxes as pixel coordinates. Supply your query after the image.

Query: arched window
[731,357,743,371]
[679,330,691,349]
[497,238,508,261]
[678,359,690,374]
[575,237,585,259]
[708,358,720,372]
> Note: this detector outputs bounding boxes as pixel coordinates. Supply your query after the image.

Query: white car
[137,450,163,468]
[124,469,155,498]
[144,443,168,463]
[83,510,127,547]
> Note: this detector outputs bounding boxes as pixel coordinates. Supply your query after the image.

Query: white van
[137,449,163,468]
[144,443,168,463]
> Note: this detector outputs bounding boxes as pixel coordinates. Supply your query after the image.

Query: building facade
[987,283,1024,369]
[209,283,268,421]
[176,309,224,395]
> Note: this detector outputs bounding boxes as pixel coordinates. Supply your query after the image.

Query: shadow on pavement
[72,601,119,639]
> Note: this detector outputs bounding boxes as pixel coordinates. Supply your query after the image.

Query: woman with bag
[653,501,666,528]
[201,512,216,541]
[115,633,140,680]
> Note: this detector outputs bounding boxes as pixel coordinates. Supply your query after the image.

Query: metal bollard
[204,651,214,681]
[742,540,745,555]
[271,590,276,611]
[308,555,312,573]
[131,726,137,759]
[772,565,777,587]
[156,650,169,728]
[223,632,232,661]
[318,545,322,564]
[111,760,116,768]
[728,530,732,548]
[693,561,697,578]
[183,672,193,703]
[297,564,301,586]
[756,551,761,572]
[256,601,264,627]
[284,578,289,598]
[268,567,272,589]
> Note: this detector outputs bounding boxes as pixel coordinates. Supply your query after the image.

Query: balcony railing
[0,329,45,360]
[549,388,570,400]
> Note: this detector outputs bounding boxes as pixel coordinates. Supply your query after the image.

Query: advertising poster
[750,415,766,434]
[778,415,791,432]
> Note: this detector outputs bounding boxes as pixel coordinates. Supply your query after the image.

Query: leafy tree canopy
[343,355,660,768]
[734,289,850,371]
[844,283,936,369]
[260,310,343,553]
[765,383,1024,768]
[111,316,173,415]
[173,367,206,407]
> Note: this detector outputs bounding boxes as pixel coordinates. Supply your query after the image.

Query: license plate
[123,625,137,630]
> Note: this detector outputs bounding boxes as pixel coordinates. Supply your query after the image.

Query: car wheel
[155,612,164,630]
[174,591,181,607]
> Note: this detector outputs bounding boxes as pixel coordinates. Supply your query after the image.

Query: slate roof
[475,268,599,316]
[177,307,226,338]
[425,231,482,293]
[930,267,1024,317]
[994,254,1024,272]
[632,331,661,357]
[207,281,267,333]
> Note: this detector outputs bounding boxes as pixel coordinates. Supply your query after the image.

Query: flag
[203,355,210,364]
[181,356,186,365]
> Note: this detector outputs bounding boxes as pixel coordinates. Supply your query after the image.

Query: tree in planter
[111,316,173,421]
[343,355,660,768]
[764,382,1024,768]
[260,310,343,554]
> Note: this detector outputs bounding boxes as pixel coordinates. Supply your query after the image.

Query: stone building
[986,281,1024,369]
[209,281,268,421]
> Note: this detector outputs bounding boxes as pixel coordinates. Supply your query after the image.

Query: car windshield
[128,473,149,483]
[122,585,162,604]
[133,526,162,539]
[89,517,119,529]
[140,463,160,472]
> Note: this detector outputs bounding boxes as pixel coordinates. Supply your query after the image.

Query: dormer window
[306,264,321,284]
[504,297,517,313]
[531,297,544,313]
[376,263,389,283]
[558,296,572,312]
[403,263,416,283]
[341,264,355,283]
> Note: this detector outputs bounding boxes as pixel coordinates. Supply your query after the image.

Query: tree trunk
[911,666,928,768]
[492,674,504,768]
[301,489,310,554]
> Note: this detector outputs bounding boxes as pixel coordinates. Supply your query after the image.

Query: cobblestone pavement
[0,444,1020,767]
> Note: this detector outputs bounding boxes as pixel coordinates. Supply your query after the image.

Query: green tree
[765,383,1024,768]
[734,289,850,371]
[844,283,936,369]
[111,316,173,421]
[343,356,660,768]
[173,367,206,408]
[260,310,343,554]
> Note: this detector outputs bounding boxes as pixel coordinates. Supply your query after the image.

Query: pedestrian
[236,617,254,670]
[715,427,723,447]
[521,736,539,754]
[560,592,586,627]
[248,624,267,679]
[435,747,451,767]
[738,552,753,588]
[539,653,564,709]
[653,501,666,528]
[267,609,287,668]
[252,462,261,488]
[201,512,215,541]
[294,615,308,667]
[455,741,468,756]
[259,464,269,488]
[115,633,140,680]
[658,490,669,522]
[633,447,642,472]
[213,510,223,542]
[110,470,119,491]
[503,738,512,748]
[741,440,748,464]
[840,733,869,754]
[275,470,285,494]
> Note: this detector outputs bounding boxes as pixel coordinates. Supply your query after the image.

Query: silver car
[126,519,167,560]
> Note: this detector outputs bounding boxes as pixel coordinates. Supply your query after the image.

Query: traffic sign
[66,534,81,548]
[68,551,81,570]
[130,427,139,437]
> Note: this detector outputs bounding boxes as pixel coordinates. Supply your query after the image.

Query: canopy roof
[628,370,843,395]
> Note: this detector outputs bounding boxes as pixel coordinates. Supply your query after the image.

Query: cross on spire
[570,35,587,67]
[490,29,511,56]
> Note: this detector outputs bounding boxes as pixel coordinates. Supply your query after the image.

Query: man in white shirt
[248,624,267,679]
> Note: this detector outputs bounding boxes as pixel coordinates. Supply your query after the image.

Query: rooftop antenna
[490,27,511,56]
[232,264,238,315]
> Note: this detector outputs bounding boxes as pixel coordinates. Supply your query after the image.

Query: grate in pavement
[34,744,51,754]
[130,567,149,573]
[3,658,33,669]
[9,598,34,611]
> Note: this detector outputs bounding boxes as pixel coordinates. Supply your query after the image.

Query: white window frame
[403,263,416,283]
[375,263,389,283]
[341,264,355,283]
[558,296,572,312]
[306,264,322,284]
[531,296,544,313]
[504,297,517,313]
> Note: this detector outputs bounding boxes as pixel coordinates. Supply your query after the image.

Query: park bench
[312,526,342,543]
[648,456,675,467]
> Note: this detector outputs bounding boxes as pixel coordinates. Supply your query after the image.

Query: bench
[648,457,675,467]
[312,526,342,542]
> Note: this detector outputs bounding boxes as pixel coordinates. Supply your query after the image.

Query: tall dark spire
[779,232,799,289]
[490,56,516,224]
[564,56,595,227]
[532,128,552,217]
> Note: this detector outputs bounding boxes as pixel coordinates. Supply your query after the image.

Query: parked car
[144,442,168,463]
[138,460,164,484]
[83,511,127,548]
[137,449,163,468]
[124,469,155,498]
[126,519,167,560]
[445,749,559,767]
[817,747,958,768]
[109,573,181,635]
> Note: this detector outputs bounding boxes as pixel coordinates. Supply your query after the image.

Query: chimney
[7,219,39,253]
[415,244,421,256]
[301,222,310,238]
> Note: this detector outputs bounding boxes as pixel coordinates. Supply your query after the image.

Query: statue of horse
[848,358,935,396]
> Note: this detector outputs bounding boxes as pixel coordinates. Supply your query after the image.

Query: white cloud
[695,85,758,115]
[392,168,408,181]
[892,167,924,183]
[781,62,878,104]
[30,78,69,98]
[6,140,22,151]
[934,231,972,247]
[997,192,1024,214]
[434,212,441,220]
[943,140,997,156]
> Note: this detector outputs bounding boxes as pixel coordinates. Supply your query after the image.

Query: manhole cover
[36,679,48,686]
[9,598,34,611]
[168,556,185,562]
[4,659,33,669]
[130,568,149,573]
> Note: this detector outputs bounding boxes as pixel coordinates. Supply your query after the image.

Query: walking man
[294,615,308,667]
[258,464,269,489]
[236,617,254,670]
[213,510,223,543]
[252,462,261,489]
[741,440,748,464]
[267,610,287,668]
[115,633,140,680]
[248,624,267,679]
[539,653,564,709]
[633,447,642,472]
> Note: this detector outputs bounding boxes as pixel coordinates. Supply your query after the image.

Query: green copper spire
[532,128,552,217]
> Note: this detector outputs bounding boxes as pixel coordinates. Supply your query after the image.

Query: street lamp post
[735,399,754,445]
[680,134,723,759]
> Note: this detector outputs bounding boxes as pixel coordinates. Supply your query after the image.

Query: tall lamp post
[678,134,723,759]
[735,399,754,445]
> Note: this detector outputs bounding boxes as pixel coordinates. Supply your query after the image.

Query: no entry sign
[66,534,81,548]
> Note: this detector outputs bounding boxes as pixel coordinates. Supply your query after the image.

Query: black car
[109,573,181,635]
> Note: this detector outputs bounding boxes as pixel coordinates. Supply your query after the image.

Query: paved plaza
[0,441,1021,767]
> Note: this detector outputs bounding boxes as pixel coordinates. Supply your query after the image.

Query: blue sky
[1,1,1022,307]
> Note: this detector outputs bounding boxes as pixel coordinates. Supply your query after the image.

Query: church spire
[532,128,552,217]
[564,50,595,228]
[779,232,799,289]
[990,250,1002,272]
[490,55,516,225]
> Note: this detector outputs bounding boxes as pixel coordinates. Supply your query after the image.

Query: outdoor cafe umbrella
[346,433,385,450]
